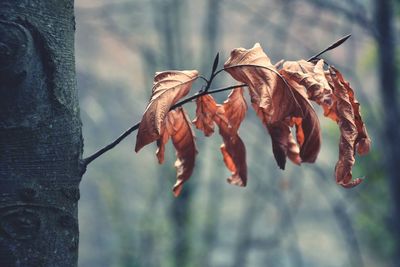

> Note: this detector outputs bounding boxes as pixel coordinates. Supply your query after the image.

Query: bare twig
[80,83,247,170]
[81,34,351,172]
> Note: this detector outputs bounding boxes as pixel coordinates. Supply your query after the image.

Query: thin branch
[81,83,247,169]
[81,34,351,171]
[198,75,209,83]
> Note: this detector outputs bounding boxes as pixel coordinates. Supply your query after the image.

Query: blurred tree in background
[75,0,399,266]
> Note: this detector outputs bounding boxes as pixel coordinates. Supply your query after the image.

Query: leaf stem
[81,34,351,171]
[198,75,209,83]
[81,83,248,169]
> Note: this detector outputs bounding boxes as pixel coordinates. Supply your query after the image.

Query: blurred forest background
[75,0,399,266]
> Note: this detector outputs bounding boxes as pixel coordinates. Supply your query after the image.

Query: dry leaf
[156,130,169,164]
[135,70,198,152]
[329,68,363,188]
[192,94,218,136]
[214,88,248,186]
[330,67,371,155]
[155,113,175,164]
[274,61,325,165]
[290,89,321,163]
[280,59,333,107]
[134,42,371,195]
[323,71,340,122]
[224,43,305,169]
[224,43,300,125]
[158,107,197,196]
[267,120,301,170]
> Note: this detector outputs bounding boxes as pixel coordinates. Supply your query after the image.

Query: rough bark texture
[0,1,82,266]
[375,0,400,264]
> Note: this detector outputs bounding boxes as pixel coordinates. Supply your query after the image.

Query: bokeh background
[75,1,399,266]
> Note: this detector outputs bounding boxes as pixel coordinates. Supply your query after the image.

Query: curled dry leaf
[156,112,176,164]
[323,71,340,122]
[267,120,301,170]
[329,67,365,188]
[156,130,169,164]
[280,59,333,107]
[279,60,331,161]
[276,60,332,165]
[192,94,218,136]
[329,67,371,156]
[134,41,370,195]
[224,43,305,169]
[224,43,300,124]
[156,107,197,196]
[266,87,321,169]
[214,88,248,186]
[135,70,198,152]
[290,90,321,163]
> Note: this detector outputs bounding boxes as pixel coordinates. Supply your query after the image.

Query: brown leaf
[155,113,175,164]
[291,117,304,146]
[224,43,305,169]
[214,88,248,186]
[159,107,197,196]
[280,59,333,107]
[267,120,301,170]
[331,67,371,155]
[217,88,247,133]
[287,130,302,164]
[192,94,218,136]
[273,64,323,166]
[290,89,321,163]
[135,70,198,152]
[329,67,364,188]
[323,71,340,122]
[156,131,169,164]
[224,43,300,124]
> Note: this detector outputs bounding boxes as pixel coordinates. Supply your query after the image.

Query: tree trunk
[0,1,82,266]
[375,0,400,265]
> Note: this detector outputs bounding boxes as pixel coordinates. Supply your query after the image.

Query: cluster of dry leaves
[135,43,371,196]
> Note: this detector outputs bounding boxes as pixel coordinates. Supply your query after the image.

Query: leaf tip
[227,177,246,187]
[339,177,364,188]
[272,147,286,170]
[356,138,371,155]
[172,182,183,197]
[134,143,142,153]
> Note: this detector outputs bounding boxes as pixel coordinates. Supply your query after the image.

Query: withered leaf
[156,131,169,164]
[323,71,340,122]
[272,61,324,166]
[135,70,198,152]
[280,59,333,107]
[224,43,300,125]
[267,120,301,170]
[329,67,364,188]
[224,43,305,169]
[157,107,197,196]
[134,41,371,195]
[214,88,248,186]
[155,113,175,164]
[290,89,321,163]
[329,67,371,156]
[192,94,218,136]
[280,60,333,159]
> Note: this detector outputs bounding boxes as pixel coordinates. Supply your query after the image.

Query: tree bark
[375,0,400,265]
[0,1,82,266]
